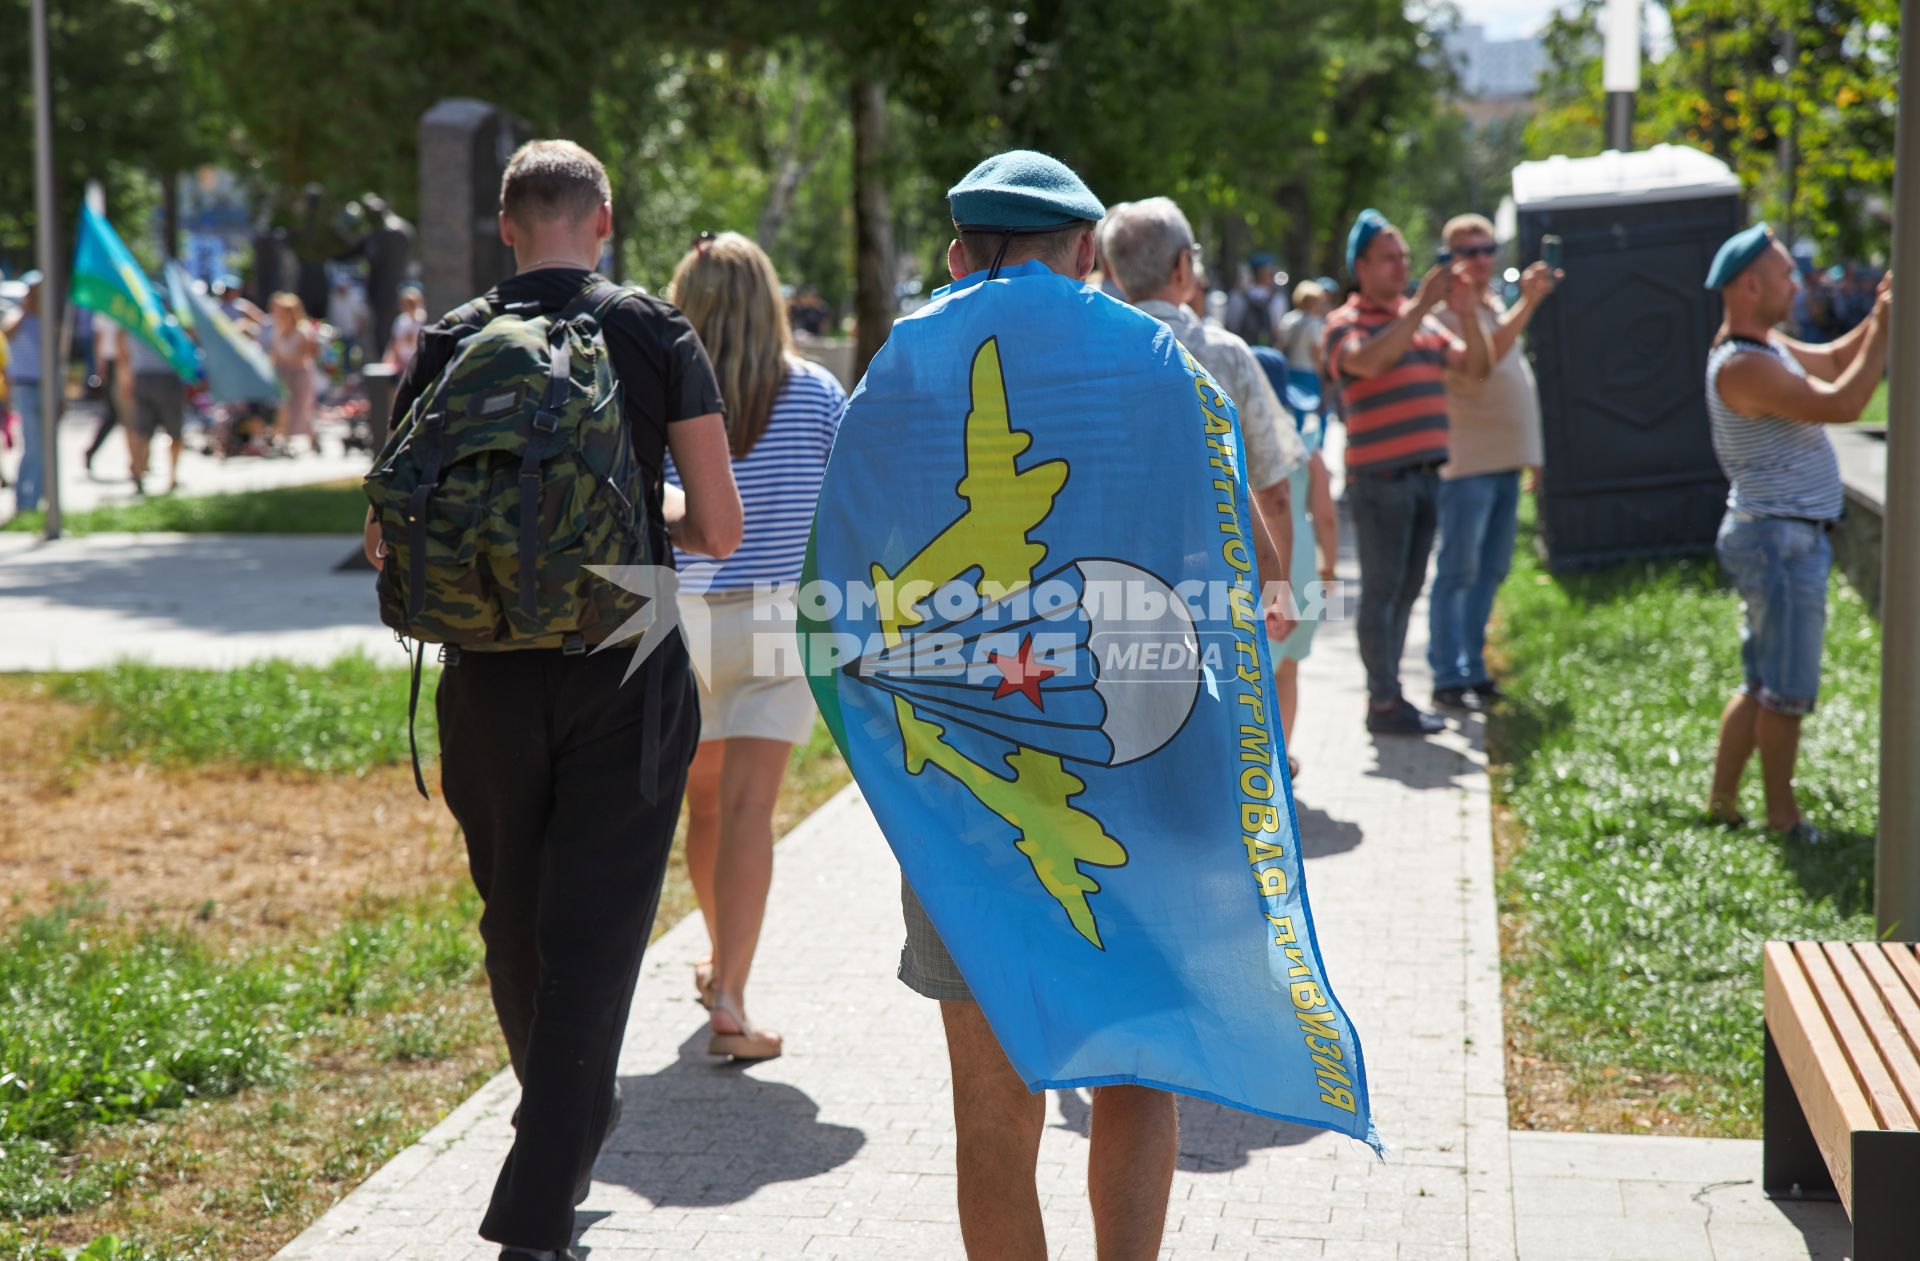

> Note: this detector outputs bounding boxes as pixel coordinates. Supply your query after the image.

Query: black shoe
[1431,686,1481,712]
[1468,680,1506,705]
[1366,699,1445,736]
[499,1249,577,1261]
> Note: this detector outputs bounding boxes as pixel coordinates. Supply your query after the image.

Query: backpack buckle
[532,410,560,433]
[438,645,463,666]
[561,633,586,657]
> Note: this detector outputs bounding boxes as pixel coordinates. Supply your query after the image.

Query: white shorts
[677,586,818,745]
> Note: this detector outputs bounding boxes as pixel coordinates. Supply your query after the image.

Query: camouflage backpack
[366,279,667,791]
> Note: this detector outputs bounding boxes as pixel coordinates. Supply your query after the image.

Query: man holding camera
[1704,224,1892,841]
[1321,209,1489,737]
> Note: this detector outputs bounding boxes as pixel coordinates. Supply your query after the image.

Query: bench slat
[1885,943,1920,1014]
[1860,946,1920,1111]
[1795,943,1917,1132]
[1766,942,1876,1205]
[1824,944,1920,1129]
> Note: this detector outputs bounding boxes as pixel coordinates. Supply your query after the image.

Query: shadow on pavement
[600,1029,866,1207]
[1051,1088,1318,1172]
[1293,803,1363,859]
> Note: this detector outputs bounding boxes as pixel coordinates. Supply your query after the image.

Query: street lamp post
[1603,0,1641,153]
[1878,0,1920,939]
[30,0,61,540]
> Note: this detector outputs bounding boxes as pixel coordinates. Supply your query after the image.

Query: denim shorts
[1716,513,1832,716]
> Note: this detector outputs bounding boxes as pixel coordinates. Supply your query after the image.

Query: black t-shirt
[390,267,726,462]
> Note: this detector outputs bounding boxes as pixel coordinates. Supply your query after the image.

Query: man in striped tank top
[1321,210,1490,737]
[1703,224,1892,843]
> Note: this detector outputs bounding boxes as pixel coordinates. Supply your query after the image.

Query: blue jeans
[1348,463,1440,705]
[1426,470,1521,691]
[1716,513,1831,715]
[11,381,43,512]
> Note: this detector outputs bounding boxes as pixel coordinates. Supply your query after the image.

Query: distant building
[1444,23,1548,126]
[1446,23,1547,97]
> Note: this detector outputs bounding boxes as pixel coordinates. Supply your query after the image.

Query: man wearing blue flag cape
[802,152,1377,1259]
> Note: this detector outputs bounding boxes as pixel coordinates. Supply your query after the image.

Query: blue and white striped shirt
[667,356,845,592]
[1706,337,1844,521]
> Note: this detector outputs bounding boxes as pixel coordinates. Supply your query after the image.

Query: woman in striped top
[665,232,845,1061]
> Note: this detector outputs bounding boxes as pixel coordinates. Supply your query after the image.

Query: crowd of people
[342,135,1582,1261]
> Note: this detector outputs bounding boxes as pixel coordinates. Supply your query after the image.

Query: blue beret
[1346,209,1390,274]
[1249,251,1278,270]
[1705,223,1774,289]
[948,150,1105,230]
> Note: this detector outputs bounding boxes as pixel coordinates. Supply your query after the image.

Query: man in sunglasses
[1322,209,1489,737]
[1426,214,1559,712]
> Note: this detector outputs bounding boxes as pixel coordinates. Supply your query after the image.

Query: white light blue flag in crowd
[801,260,1378,1149]
[163,261,279,405]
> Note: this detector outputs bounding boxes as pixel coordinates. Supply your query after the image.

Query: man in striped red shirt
[1323,209,1488,736]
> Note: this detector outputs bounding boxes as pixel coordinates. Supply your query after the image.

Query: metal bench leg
[1850,1129,1920,1261]
[1762,1028,1835,1199]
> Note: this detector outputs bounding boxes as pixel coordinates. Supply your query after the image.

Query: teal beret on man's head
[1346,208,1390,275]
[947,150,1105,230]
[1705,222,1775,289]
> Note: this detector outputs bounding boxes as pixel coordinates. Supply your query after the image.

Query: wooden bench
[1763,941,1920,1261]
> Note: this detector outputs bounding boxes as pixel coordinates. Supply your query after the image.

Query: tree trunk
[161,171,179,260]
[851,76,894,379]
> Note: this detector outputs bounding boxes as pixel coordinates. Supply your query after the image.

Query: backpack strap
[516,323,573,617]
[563,279,672,555]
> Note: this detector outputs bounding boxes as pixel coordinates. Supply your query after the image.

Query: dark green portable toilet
[1511,146,1743,572]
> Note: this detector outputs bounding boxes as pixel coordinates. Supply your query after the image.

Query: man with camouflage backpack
[362,139,741,1261]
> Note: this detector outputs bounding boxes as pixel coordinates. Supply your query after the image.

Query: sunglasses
[693,230,716,255]
[1453,243,1498,260]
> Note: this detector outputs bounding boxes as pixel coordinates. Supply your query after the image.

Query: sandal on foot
[693,961,716,1010]
[708,998,783,1062]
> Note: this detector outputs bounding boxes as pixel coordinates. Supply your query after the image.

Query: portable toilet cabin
[1512,145,1744,572]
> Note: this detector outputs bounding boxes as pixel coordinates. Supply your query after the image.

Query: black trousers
[436,635,699,1250]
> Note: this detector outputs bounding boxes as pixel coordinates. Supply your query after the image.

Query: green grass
[39,656,435,774]
[1858,378,1888,426]
[1489,506,1879,1134]
[2,482,366,536]
[0,887,486,1224]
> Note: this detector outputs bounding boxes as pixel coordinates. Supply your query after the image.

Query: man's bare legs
[941,1001,1177,1260]
[1708,691,1805,830]
[1708,692,1757,822]
[1087,1085,1177,1260]
[942,1000,1045,1260]
[1754,707,1806,831]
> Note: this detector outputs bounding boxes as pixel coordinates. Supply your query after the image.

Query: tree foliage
[1526,0,1899,262]
[13,0,1486,315]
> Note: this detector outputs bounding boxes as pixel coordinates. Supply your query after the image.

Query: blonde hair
[668,232,794,459]
[1442,214,1496,247]
[1291,280,1326,310]
[270,292,307,322]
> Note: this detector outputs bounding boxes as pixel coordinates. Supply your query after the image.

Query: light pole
[1878,0,1920,939]
[30,0,61,540]
[1603,0,1641,153]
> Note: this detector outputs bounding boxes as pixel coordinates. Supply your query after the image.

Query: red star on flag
[988,635,1059,710]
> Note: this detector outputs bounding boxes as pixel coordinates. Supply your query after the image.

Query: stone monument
[418,98,531,318]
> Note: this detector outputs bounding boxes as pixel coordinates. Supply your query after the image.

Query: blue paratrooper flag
[801,260,1377,1148]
